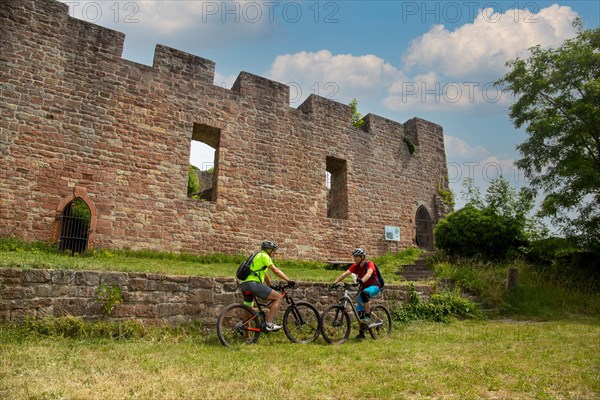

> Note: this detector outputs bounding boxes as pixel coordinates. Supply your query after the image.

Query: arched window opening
[58,198,91,254]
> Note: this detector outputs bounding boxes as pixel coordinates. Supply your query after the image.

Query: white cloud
[267,50,402,105]
[402,4,579,81]
[444,135,488,159]
[384,4,579,112]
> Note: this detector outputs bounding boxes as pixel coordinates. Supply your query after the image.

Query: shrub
[392,283,481,323]
[434,205,527,260]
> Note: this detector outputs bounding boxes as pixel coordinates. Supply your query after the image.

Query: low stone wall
[0,268,433,329]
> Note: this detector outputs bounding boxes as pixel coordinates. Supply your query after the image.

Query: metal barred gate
[58,198,91,254]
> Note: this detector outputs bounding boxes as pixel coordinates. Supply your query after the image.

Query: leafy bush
[96,284,123,316]
[434,205,527,259]
[392,283,480,323]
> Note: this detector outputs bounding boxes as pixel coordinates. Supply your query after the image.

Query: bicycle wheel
[320,305,351,344]
[283,302,321,344]
[368,305,392,340]
[216,304,261,346]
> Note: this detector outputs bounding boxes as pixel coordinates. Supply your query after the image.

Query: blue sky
[60,0,599,218]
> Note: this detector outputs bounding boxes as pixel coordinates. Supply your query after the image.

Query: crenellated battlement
[153,45,215,83]
[231,71,290,107]
[1,0,450,260]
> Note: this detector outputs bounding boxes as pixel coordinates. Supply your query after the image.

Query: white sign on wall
[384,226,400,242]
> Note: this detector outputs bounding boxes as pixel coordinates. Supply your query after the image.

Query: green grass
[431,255,600,318]
[1,318,598,399]
[0,237,421,284]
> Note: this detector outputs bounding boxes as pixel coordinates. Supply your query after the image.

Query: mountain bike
[321,282,392,344]
[216,282,321,346]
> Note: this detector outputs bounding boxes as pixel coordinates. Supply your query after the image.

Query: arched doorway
[58,198,91,254]
[415,206,433,250]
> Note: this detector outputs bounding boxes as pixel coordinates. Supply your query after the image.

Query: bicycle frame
[335,284,385,328]
[243,285,300,333]
[217,282,321,346]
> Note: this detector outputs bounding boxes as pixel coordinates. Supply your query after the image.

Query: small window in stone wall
[189,123,220,202]
[326,156,348,219]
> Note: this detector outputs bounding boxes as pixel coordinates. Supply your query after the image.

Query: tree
[187,165,200,196]
[496,23,600,251]
[349,98,365,128]
[436,176,540,259]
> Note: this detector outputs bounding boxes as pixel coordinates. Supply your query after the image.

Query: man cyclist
[239,241,295,332]
[330,247,382,339]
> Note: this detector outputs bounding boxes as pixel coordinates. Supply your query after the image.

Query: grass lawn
[1,318,598,399]
[0,245,423,284]
[2,239,599,399]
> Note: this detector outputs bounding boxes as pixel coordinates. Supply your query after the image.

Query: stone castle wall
[0,268,433,327]
[0,0,451,260]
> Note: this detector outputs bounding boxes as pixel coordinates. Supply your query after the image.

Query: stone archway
[415,205,433,250]
[53,186,97,251]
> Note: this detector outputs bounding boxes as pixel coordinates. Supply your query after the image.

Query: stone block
[189,276,214,289]
[51,270,76,285]
[22,269,51,284]
[75,271,101,286]
[188,289,213,304]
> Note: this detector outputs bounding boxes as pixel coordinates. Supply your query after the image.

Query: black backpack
[236,252,267,281]
[368,260,385,288]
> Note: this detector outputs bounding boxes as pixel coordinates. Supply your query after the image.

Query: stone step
[397,256,436,281]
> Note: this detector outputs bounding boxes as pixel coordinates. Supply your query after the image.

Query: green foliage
[0,237,58,253]
[431,254,600,317]
[496,25,600,252]
[433,256,509,310]
[460,177,483,208]
[436,178,455,209]
[349,98,365,128]
[392,283,480,323]
[402,136,417,154]
[96,284,123,316]
[373,247,421,267]
[92,248,246,264]
[434,205,527,259]
[71,198,91,221]
[525,237,600,292]
[437,177,544,259]
[187,164,200,196]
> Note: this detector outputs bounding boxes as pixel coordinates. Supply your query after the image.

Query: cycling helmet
[352,247,366,257]
[261,241,278,250]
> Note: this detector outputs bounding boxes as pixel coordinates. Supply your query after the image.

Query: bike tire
[216,303,261,346]
[320,304,351,344]
[368,305,392,340]
[283,301,321,344]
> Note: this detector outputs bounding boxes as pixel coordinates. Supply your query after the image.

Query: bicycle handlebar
[270,281,296,292]
[329,282,360,291]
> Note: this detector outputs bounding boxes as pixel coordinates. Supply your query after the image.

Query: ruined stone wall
[0,268,433,327]
[0,0,450,260]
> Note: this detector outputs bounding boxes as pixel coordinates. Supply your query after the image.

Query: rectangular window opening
[326,156,348,219]
[189,123,220,202]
